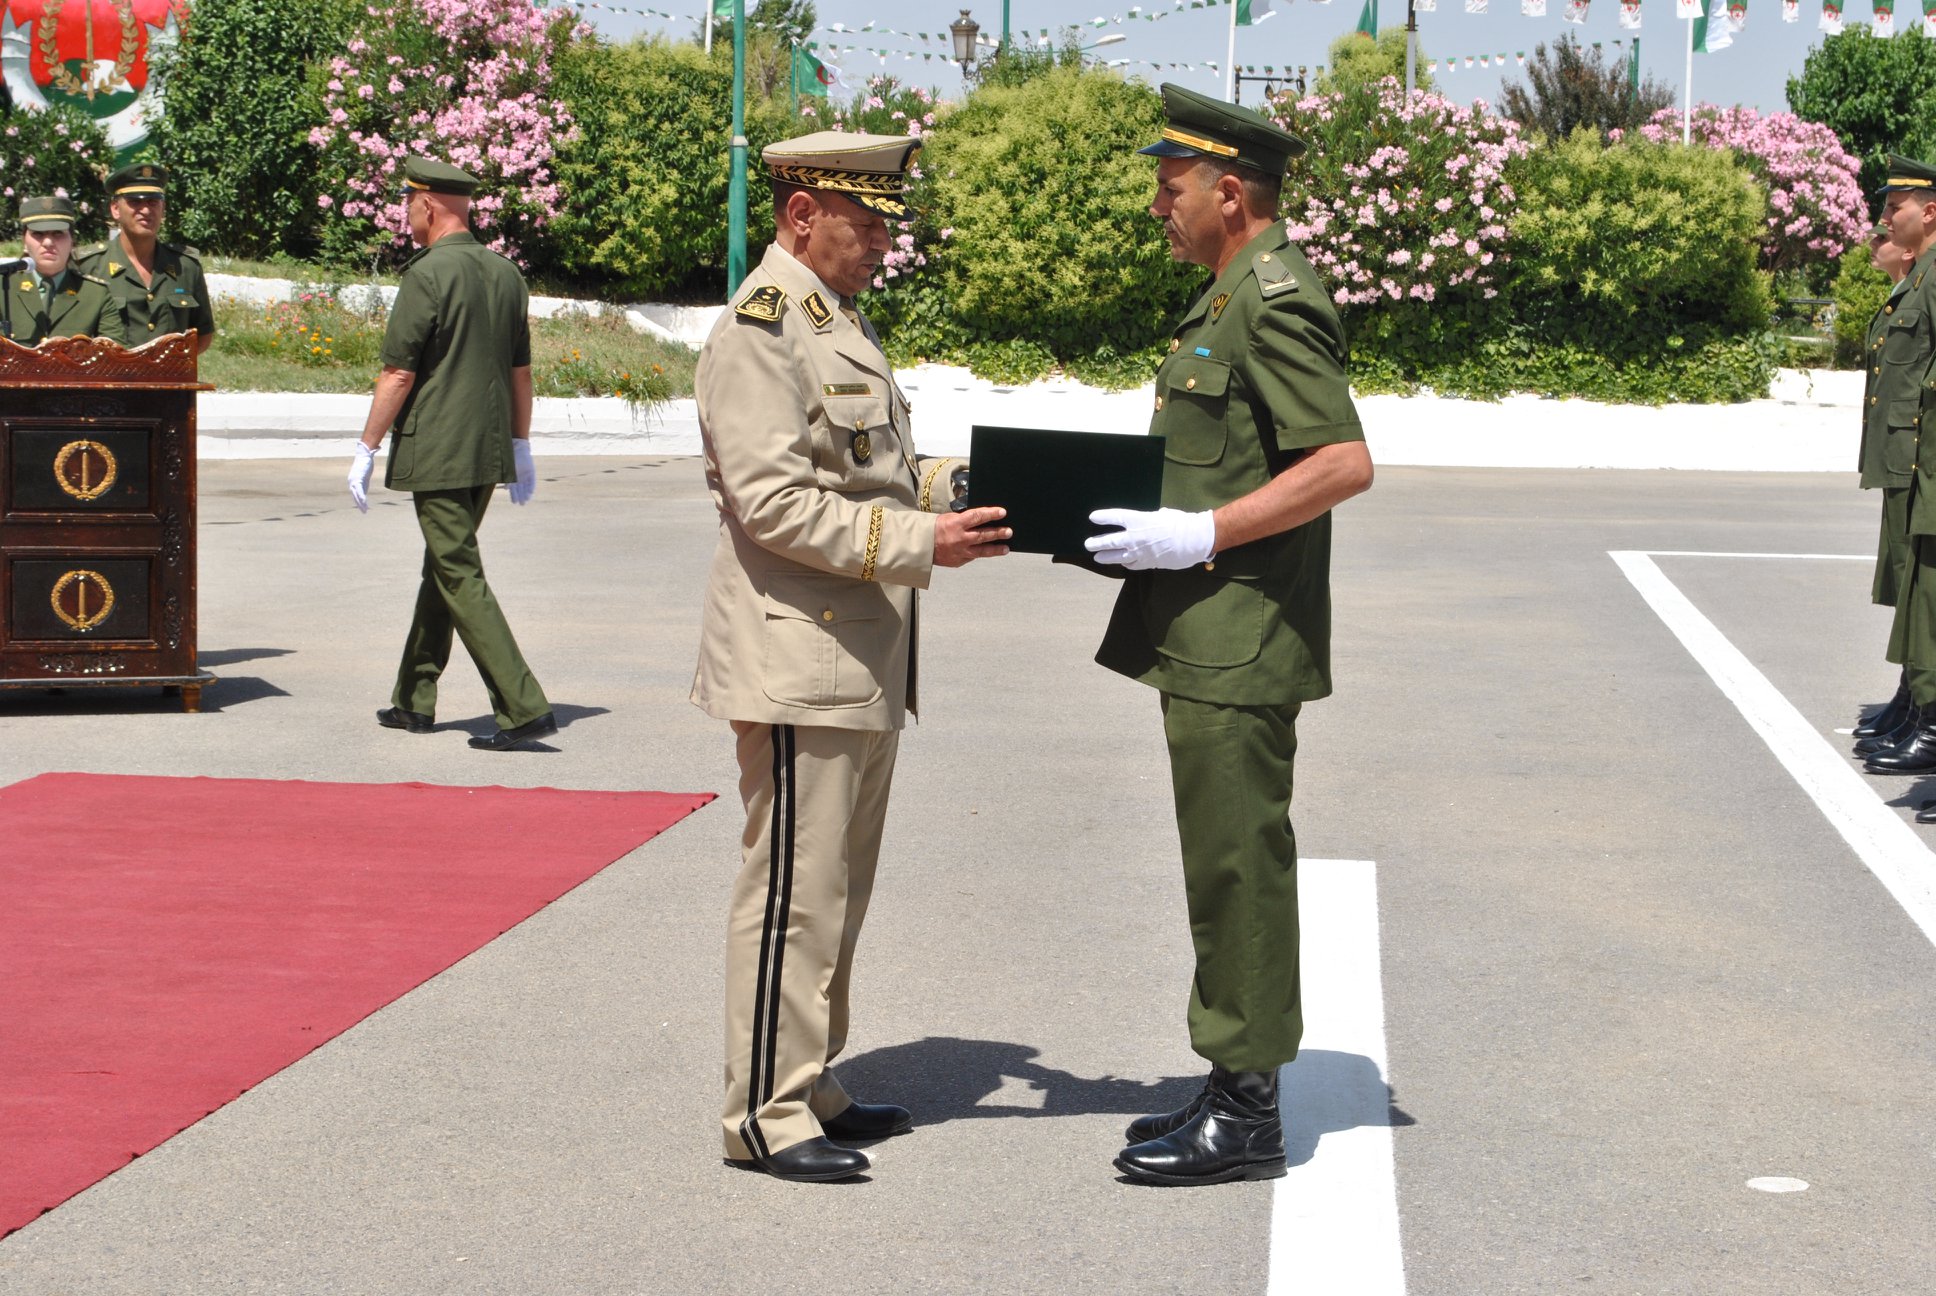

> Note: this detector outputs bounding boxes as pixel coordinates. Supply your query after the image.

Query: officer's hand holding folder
[962,425,1167,558]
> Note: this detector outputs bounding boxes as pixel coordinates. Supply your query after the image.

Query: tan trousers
[722,721,899,1160]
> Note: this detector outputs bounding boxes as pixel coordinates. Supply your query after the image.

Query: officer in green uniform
[4,196,125,346]
[74,163,216,354]
[346,156,556,753]
[1851,219,1923,755]
[1079,85,1373,1186]
[1858,156,1936,777]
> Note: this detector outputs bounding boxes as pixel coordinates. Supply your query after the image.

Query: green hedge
[1830,241,1892,368]
[544,36,803,298]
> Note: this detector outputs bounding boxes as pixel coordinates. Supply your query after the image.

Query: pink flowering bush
[0,105,111,240]
[1638,105,1867,274]
[815,74,943,291]
[307,0,581,267]
[1271,78,1529,312]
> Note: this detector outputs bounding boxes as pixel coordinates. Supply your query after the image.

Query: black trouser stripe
[741,723,796,1159]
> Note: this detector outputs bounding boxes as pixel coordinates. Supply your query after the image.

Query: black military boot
[1864,709,1936,774]
[1854,674,1914,738]
[1114,1068,1286,1186]
[1124,1066,1224,1143]
[1855,703,1922,757]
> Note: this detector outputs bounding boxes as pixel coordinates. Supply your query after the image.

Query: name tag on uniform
[823,382,871,396]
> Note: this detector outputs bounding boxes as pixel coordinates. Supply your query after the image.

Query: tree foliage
[0,103,114,241]
[707,0,816,48]
[546,35,802,298]
[1314,28,1434,97]
[1499,33,1674,141]
[1786,28,1936,201]
[150,0,352,260]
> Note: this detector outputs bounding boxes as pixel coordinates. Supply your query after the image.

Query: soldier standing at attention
[1858,157,1936,776]
[74,163,215,354]
[1080,85,1373,1186]
[694,132,1008,1183]
[1852,218,1921,757]
[346,156,556,754]
[4,196,125,345]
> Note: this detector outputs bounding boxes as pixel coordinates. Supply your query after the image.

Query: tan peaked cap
[763,130,920,221]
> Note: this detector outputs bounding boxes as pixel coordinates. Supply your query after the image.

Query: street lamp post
[950,8,980,78]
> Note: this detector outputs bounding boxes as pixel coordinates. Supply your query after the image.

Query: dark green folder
[964,425,1167,556]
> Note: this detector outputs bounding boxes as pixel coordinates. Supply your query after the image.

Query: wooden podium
[0,333,215,711]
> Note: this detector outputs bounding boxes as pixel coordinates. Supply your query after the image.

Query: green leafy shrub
[149,0,352,260]
[0,103,114,240]
[1830,240,1893,368]
[874,65,1197,386]
[545,35,803,298]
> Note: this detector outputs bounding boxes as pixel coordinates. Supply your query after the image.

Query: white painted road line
[1611,550,1936,950]
[1634,551,1871,562]
[1270,858,1407,1296]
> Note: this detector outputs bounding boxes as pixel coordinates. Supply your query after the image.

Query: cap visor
[1138,139,1202,159]
[848,192,911,222]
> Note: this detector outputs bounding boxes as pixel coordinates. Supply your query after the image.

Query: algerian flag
[1676,0,1701,15]
[1874,0,1895,31]
[1925,0,1936,32]
[1822,0,1845,28]
[1237,0,1275,21]
[1621,0,1644,25]
[792,44,835,97]
[1564,0,1589,21]
[1694,0,1734,48]
[1354,0,1376,33]
[712,0,732,14]
[1523,0,1546,16]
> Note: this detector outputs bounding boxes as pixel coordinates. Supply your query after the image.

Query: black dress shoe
[1917,800,1936,825]
[375,706,434,733]
[1864,714,1936,774]
[1854,677,1913,738]
[1125,1066,1222,1143]
[1855,704,1920,757]
[1115,1068,1287,1186]
[821,1101,912,1140]
[468,712,558,751]
[727,1136,868,1183]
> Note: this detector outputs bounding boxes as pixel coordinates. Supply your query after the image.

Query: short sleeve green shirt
[378,231,532,492]
[74,237,215,344]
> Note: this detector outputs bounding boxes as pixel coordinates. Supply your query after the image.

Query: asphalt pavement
[1,458,1932,1295]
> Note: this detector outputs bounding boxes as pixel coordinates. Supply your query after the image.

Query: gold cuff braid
[919,459,951,513]
[861,506,883,582]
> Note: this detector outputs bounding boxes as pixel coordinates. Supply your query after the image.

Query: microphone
[0,259,25,276]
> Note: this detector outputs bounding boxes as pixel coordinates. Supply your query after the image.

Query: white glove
[1085,507,1217,571]
[509,439,535,505]
[347,441,376,514]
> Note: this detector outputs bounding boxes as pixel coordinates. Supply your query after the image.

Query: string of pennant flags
[561,0,1936,61]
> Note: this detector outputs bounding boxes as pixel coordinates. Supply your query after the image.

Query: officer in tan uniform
[693,132,1009,1183]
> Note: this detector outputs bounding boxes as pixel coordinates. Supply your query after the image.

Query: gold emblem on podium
[53,439,117,502]
[50,569,114,632]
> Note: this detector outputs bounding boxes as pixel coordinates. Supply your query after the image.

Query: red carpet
[0,772,713,1237]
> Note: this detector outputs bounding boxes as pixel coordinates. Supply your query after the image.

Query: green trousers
[1161,692,1303,1073]
[1876,486,1912,608]
[392,486,548,729]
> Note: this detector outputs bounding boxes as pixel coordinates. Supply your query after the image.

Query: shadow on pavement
[197,647,295,669]
[838,1036,1201,1125]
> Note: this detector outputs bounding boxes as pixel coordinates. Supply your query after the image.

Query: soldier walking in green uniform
[346,156,556,753]
[1857,157,1936,778]
[1851,218,1921,756]
[74,164,215,353]
[3,196,125,346]
[1079,85,1373,1186]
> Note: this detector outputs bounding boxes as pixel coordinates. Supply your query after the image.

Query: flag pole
[1405,0,1417,94]
[1227,1,1239,98]
[728,0,747,295]
[1682,14,1692,144]
[705,7,713,55]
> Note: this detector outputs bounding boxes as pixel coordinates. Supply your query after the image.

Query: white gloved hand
[509,439,535,505]
[1085,507,1217,570]
[347,441,376,514]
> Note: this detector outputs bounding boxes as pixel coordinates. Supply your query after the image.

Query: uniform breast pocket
[761,572,886,709]
[1883,310,1924,366]
[819,394,897,489]
[1158,357,1232,466]
[1142,568,1265,670]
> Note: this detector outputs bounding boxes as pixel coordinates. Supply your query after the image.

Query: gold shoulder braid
[735,284,786,322]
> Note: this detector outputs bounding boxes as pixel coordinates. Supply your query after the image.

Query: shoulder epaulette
[75,242,106,261]
[176,244,202,262]
[1252,249,1298,298]
[79,272,108,287]
[735,284,787,323]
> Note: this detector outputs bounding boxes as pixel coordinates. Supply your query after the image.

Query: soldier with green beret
[1857,156,1936,777]
[4,195,126,346]
[73,162,216,354]
[347,155,555,753]
[1077,83,1373,1186]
